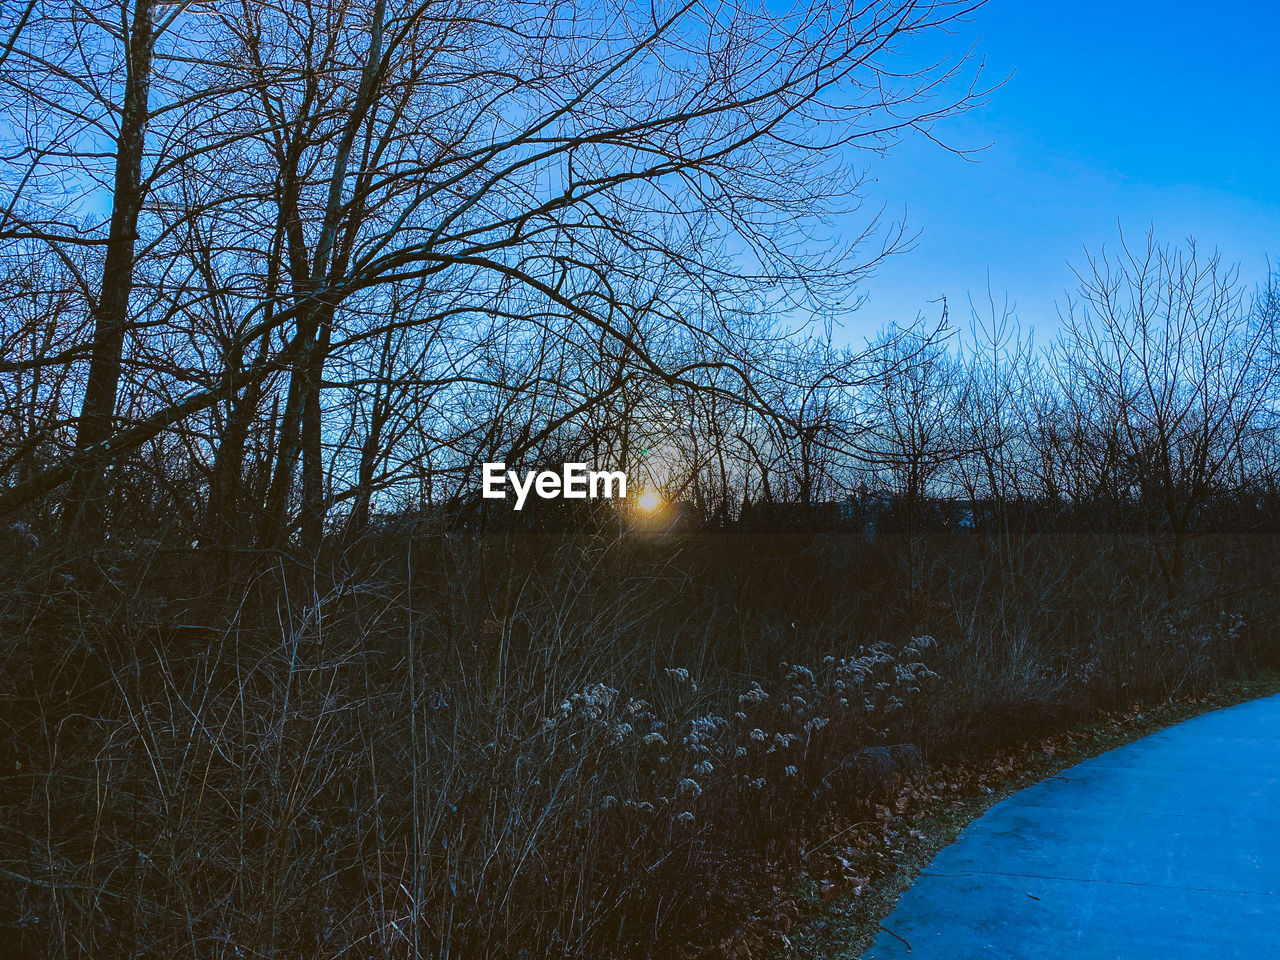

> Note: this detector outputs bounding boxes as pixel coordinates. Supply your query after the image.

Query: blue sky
[843,0,1280,344]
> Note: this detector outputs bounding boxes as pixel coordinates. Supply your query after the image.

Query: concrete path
[862,694,1280,959]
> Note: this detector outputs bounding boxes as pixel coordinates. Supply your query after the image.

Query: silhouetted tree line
[0,0,1275,572]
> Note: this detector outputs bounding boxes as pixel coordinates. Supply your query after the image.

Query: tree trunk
[298,321,332,552]
[66,0,155,535]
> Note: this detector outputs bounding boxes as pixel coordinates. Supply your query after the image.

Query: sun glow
[636,489,662,513]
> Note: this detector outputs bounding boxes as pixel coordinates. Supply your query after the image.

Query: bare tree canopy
[0,0,989,543]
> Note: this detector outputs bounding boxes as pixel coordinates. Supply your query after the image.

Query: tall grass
[1,527,1276,957]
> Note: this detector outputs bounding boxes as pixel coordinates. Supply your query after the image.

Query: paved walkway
[862,694,1280,959]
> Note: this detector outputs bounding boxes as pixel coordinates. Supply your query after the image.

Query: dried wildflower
[687,715,723,740]
[10,522,38,550]
[748,728,767,742]
[676,778,702,799]
[683,714,723,753]
[558,682,620,722]
[739,682,768,706]
[582,682,617,711]
[784,765,798,777]
[675,811,695,824]
[642,732,668,748]
[787,664,815,684]
[665,667,690,684]
[692,759,714,776]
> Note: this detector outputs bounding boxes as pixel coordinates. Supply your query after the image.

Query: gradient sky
[842,0,1280,345]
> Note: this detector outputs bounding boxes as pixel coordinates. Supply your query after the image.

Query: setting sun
[636,489,662,513]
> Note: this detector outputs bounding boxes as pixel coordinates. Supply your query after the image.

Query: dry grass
[1,528,1277,958]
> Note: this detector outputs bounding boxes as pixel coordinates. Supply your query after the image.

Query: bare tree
[867,315,968,517]
[955,287,1034,509]
[0,0,989,546]
[1055,232,1276,582]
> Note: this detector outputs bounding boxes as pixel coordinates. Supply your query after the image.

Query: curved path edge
[861,693,1280,959]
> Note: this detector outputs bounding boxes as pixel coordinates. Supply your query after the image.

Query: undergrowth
[1,527,1276,958]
